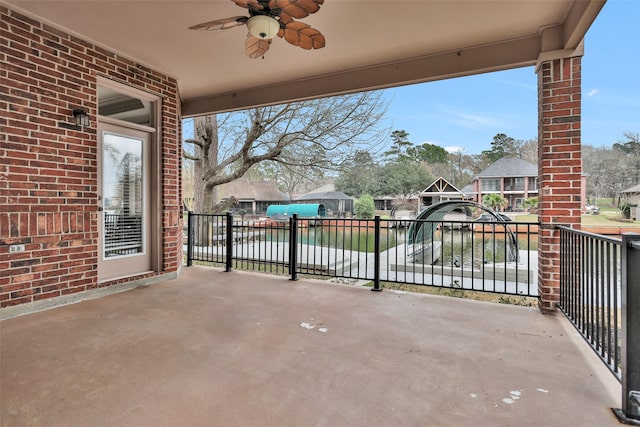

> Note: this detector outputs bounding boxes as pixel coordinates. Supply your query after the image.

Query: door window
[102,132,145,258]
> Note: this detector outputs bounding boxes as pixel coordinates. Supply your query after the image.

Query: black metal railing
[186,213,229,266]
[558,226,622,379]
[381,218,537,296]
[186,212,539,297]
[559,227,640,422]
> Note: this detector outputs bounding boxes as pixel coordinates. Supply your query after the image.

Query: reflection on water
[436,230,538,266]
[263,225,538,263]
[265,226,404,253]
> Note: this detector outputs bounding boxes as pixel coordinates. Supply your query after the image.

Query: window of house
[481,178,500,191]
[504,177,525,191]
[98,86,154,127]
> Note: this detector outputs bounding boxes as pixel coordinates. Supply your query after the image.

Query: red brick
[537,55,582,313]
[2,6,181,309]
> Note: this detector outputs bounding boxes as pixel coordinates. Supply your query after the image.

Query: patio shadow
[0,266,620,426]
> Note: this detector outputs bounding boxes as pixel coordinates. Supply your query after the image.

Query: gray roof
[306,183,335,194]
[621,183,640,194]
[461,184,475,195]
[296,191,353,201]
[217,179,289,201]
[475,158,537,178]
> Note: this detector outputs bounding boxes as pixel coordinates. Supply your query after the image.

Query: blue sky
[381,0,640,155]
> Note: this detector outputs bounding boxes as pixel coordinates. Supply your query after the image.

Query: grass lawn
[511,213,538,222]
[511,212,639,227]
[581,212,629,225]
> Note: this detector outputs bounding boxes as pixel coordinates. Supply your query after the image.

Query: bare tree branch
[183,91,388,211]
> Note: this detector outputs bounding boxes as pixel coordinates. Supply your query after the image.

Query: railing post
[289,214,298,281]
[615,233,640,423]
[225,212,233,272]
[372,215,381,292]
[186,211,193,267]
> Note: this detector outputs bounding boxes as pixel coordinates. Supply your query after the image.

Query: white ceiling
[3,0,606,116]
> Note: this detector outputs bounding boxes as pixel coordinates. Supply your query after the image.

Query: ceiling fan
[189,0,325,59]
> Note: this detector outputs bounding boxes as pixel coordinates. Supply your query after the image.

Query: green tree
[523,197,538,212]
[407,142,449,164]
[481,133,518,163]
[480,134,538,165]
[379,162,432,199]
[338,130,441,199]
[429,148,477,188]
[482,193,507,211]
[354,194,375,218]
[384,130,413,162]
[335,150,381,197]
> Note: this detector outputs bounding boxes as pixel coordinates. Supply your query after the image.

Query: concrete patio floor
[1,266,621,426]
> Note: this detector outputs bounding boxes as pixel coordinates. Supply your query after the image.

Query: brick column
[537,56,583,313]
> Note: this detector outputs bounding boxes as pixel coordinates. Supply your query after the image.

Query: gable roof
[420,177,464,195]
[217,179,289,201]
[475,158,538,179]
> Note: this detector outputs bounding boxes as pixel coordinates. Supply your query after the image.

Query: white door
[97,123,152,281]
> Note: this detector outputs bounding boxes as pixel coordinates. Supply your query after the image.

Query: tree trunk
[192,116,220,246]
[193,115,219,213]
[194,178,220,212]
[203,182,217,213]
[194,147,205,212]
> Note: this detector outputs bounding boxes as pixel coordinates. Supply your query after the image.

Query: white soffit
[2,0,605,115]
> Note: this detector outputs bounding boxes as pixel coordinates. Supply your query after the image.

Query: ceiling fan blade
[277,11,294,25]
[246,34,271,58]
[232,0,266,10]
[279,21,325,50]
[189,16,248,31]
[269,0,323,19]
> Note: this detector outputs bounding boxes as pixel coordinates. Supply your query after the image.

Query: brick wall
[537,56,582,313]
[0,6,182,308]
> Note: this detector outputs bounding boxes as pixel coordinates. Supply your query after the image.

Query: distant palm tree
[523,197,538,212]
[483,193,507,211]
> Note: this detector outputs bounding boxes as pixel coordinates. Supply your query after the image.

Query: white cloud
[485,76,537,92]
[435,106,506,130]
[455,111,500,127]
[586,88,598,97]
[445,146,464,153]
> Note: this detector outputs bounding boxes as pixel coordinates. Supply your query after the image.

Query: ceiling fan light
[247,15,279,40]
